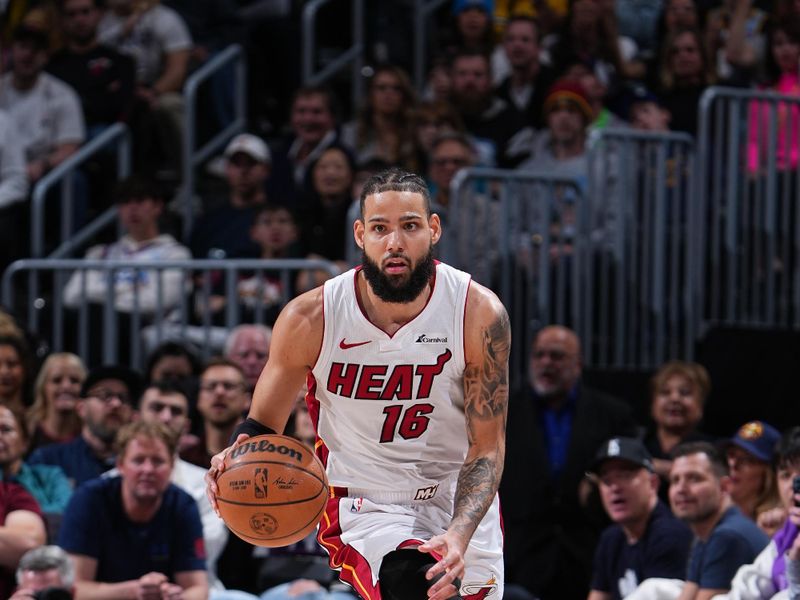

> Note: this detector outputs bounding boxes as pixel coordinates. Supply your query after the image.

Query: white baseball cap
[224,134,271,164]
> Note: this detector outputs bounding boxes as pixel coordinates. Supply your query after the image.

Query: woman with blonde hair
[26,352,86,452]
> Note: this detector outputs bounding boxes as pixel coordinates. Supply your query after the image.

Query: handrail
[31,122,131,257]
[180,44,247,242]
[413,0,449,91]
[2,257,340,308]
[302,0,364,116]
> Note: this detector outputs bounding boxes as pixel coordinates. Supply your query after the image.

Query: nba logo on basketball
[254,467,269,499]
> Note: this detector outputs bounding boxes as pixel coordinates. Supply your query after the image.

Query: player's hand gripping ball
[216,434,329,547]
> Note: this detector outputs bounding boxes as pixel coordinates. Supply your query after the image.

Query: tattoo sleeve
[452,307,510,539]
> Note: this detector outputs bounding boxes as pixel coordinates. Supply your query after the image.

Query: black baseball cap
[12,25,49,50]
[588,437,655,475]
[81,365,144,403]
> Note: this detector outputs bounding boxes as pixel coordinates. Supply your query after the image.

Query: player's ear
[354,219,365,249]
[429,213,442,245]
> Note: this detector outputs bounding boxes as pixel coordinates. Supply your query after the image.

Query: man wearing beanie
[517,78,593,188]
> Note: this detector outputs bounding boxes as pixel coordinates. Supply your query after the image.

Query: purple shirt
[773,519,799,590]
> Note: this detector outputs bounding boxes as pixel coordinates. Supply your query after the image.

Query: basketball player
[206,169,509,600]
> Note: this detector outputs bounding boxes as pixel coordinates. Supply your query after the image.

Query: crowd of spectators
[0,0,799,598]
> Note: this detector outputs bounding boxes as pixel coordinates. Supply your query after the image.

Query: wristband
[230,417,277,444]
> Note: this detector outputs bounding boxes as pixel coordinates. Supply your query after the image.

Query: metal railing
[413,0,449,91]
[302,0,364,116]
[180,44,248,240]
[2,258,338,369]
[587,128,698,368]
[31,123,131,258]
[449,167,588,377]
[697,86,800,330]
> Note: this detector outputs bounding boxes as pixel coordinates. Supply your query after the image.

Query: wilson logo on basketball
[231,440,303,462]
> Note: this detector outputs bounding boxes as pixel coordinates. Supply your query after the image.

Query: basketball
[216,434,329,547]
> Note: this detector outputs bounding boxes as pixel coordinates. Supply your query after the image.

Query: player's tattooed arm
[452,301,510,540]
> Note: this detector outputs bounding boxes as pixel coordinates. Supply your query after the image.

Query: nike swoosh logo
[339,339,371,350]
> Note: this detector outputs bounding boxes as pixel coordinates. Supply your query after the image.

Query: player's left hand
[418,530,467,600]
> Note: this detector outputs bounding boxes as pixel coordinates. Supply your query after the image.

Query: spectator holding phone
[720,427,800,598]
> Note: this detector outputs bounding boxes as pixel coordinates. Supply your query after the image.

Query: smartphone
[793,475,800,507]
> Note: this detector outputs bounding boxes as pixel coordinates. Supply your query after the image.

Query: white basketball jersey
[309,262,472,494]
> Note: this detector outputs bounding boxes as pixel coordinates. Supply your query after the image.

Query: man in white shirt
[0,25,86,184]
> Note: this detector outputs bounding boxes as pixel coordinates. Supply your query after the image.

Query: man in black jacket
[501,325,638,600]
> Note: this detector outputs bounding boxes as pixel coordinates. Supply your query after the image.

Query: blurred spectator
[191,133,272,259]
[98,0,192,173]
[543,0,641,91]
[428,132,476,211]
[586,437,692,600]
[132,381,234,596]
[200,205,301,327]
[449,49,526,167]
[224,324,270,393]
[47,0,136,133]
[10,545,74,600]
[0,405,72,516]
[627,86,672,131]
[657,442,769,600]
[0,25,86,185]
[58,421,208,598]
[705,0,768,85]
[517,79,593,190]
[28,365,143,487]
[145,340,201,385]
[340,65,417,169]
[455,0,495,51]
[300,145,356,263]
[421,56,453,104]
[0,108,29,272]
[500,325,637,600]
[723,427,800,598]
[62,176,190,365]
[410,101,463,175]
[616,0,665,55]
[747,16,800,177]
[0,469,46,599]
[269,86,339,205]
[722,420,782,525]
[62,176,190,316]
[643,361,713,494]
[495,15,557,129]
[180,358,247,468]
[564,61,628,134]
[162,0,241,127]
[26,353,86,453]
[657,28,715,135]
[663,0,700,34]
[0,336,32,411]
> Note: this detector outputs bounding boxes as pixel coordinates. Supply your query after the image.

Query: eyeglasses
[87,388,131,405]
[200,380,243,393]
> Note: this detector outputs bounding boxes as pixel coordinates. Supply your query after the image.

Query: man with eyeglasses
[500,326,637,600]
[29,365,143,488]
[181,358,248,469]
[586,437,692,600]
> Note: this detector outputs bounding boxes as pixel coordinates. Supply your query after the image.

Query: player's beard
[361,247,435,304]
